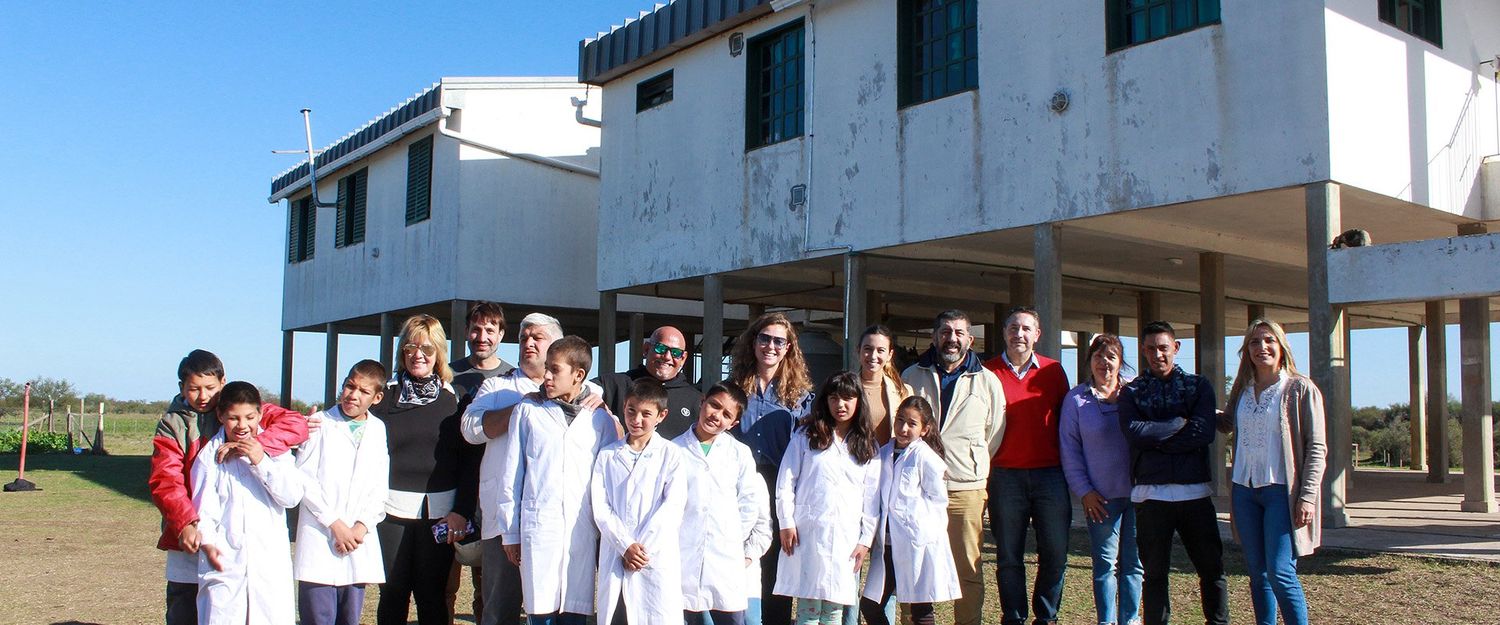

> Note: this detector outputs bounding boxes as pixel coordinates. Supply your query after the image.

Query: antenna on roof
[271,109,337,208]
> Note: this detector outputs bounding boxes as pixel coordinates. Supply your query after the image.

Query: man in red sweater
[147,349,308,625]
[983,307,1072,625]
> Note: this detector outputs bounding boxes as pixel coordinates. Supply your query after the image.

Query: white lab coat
[293,407,389,586]
[592,434,688,624]
[672,430,771,612]
[497,396,619,616]
[861,440,961,604]
[191,431,304,625]
[772,429,881,605]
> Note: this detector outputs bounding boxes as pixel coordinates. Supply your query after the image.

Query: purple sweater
[1059,383,1133,500]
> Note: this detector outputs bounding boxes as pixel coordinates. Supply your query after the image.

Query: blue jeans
[988,466,1071,625]
[1086,498,1143,625]
[528,613,587,625]
[298,582,366,625]
[1232,483,1309,625]
[745,598,761,625]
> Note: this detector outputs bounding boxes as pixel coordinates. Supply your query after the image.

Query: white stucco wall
[596,0,1334,290]
[1325,0,1500,217]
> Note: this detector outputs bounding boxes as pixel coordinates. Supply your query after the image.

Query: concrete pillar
[1076,331,1093,382]
[747,303,767,321]
[1459,294,1496,512]
[1010,273,1034,310]
[1425,301,1450,482]
[1306,182,1351,528]
[866,290,883,327]
[1136,291,1162,372]
[844,252,868,370]
[599,291,618,376]
[1034,224,1063,361]
[1247,304,1266,327]
[280,330,294,409]
[324,323,339,408]
[702,275,725,390]
[992,302,1009,355]
[1102,314,1121,337]
[1408,325,1429,471]
[379,313,396,377]
[1199,252,1227,493]
[449,300,468,362]
[627,313,646,370]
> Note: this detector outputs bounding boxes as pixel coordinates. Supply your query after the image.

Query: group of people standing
[149,299,1326,625]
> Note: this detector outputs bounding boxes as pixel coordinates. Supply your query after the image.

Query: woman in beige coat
[856,325,913,447]
[1221,318,1326,625]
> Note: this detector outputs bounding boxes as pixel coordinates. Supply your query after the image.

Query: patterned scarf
[397,371,442,406]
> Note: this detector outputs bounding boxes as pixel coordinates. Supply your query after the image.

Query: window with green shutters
[287,196,315,263]
[405,135,433,225]
[745,21,805,151]
[335,168,368,248]
[1379,0,1442,47]
[1107,0,1221,51]
[898,0,978,107]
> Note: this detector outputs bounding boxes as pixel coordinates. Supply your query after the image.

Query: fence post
[66,411,74,451]
[92,403,106,455]
[47,399,54,433]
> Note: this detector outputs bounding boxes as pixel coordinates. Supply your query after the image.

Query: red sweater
[984,353,1070,469]
[147,397,307,551]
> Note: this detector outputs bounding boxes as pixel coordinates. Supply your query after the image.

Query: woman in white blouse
[1221,319,1327,625]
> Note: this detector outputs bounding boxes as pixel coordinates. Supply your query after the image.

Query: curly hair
[729,312,813,408]
[800,372,877,465]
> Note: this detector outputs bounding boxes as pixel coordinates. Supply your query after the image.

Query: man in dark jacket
[1118,321,1228,625]
[596,325,702,439]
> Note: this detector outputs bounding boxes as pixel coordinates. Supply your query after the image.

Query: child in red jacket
[147,349,308,625]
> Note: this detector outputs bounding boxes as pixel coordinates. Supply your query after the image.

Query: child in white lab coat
[674,382,772,625]
[773,372,881,625]
[497,336,620,625]
[191,382,305,625]
[592,379,689,624]
[293,360,391,625]
[858,396,961,625]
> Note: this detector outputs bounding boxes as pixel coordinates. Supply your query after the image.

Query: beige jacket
[1225,375,1328,556]
[902,352,1007,492]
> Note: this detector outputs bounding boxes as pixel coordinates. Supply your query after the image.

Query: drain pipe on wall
[299,109,337,208]
[436,109,600,178]
[783,1,846,256]
[572,95,603,128]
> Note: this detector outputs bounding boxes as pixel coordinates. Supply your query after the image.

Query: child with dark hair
[192,382,306,624]
[147,349,308,625]
[773,372,881,625]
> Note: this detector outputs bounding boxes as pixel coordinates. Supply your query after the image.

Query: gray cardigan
[1224,374,1328,557]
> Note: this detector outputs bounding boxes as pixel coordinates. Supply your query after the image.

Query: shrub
[0,429,73,454]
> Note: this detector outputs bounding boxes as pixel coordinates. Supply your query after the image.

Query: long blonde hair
[1227,318,1299,407]
[398,314,454,383]
[729,312,813,408]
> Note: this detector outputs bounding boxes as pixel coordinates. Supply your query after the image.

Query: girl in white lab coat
[773,372,881,625]
[192,382,305,625]
[858,396,960,625]
[294,361,391,625]
[675,382,772,625]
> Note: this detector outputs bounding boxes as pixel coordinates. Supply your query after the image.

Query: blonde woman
[856,325,913,446]
[1223,319,1327,625]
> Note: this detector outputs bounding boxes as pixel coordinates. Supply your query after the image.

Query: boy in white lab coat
[294,360,391,625]
[192,382,305,625]
[674,382,771,625]
[497,336,620,625]
[593,379,689,625]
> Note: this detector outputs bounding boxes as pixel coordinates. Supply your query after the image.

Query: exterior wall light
[790,184,807,211]
[729,33,745,57]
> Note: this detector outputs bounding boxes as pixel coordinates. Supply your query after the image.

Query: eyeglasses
[756,333,790,350]
[402,343,437,357]
[650,342,686,359]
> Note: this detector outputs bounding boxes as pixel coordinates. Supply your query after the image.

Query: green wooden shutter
[302,198,315,261]
[352,168,367,244]
[335,175,350,248]
[405,135,433,225]
[288,200,299,263]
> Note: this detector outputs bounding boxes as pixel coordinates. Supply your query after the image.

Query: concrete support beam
[844,253,868,370]
[1247,304,1266,326]
[1103,314,1121,337]
[324,323,339,408]
[449,300,468,362]
[379,313,396,376]
[747,303,767,321]
[280,330,294,409]
[1426,301,1450,482]
[1076,331,1094,381]
[1459,295,1496,512]
[866,290,883,327]
[628,313,646,370]
[1136,291,1162,372]
[1408,325,1428,471]
[1034,224,1063,361]
[1199,252,1227,493]
[599,291,618,376]
[1010,273,1034,310]
[1306,182,1351,528]
[702,275,725,390]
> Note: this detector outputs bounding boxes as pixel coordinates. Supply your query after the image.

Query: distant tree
[27,377,78,407]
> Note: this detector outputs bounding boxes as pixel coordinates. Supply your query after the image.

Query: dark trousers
[987,466,1071,625]
[1135,497,1229,625]
[480,536,525,625]
[858,546,935,625]
[686,609,747,624]
[165,581,197,625]
[298,581,366,625]
[758,465,794,625]
[378,516,456,625]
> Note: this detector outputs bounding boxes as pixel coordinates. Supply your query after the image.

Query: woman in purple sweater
[1060,334,1142,625]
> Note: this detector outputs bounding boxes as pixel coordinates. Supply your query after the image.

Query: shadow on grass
[0,452,151,503]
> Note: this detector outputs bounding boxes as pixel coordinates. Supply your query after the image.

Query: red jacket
[147,396,308,551]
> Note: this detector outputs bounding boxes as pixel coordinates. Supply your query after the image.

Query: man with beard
[595,326,702,439]
[901,309,1007,625]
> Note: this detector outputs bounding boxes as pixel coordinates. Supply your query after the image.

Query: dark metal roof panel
[269,84,442,197]
[579,0,775,85]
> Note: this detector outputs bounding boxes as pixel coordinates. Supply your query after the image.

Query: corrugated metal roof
[578,0,774,85]
[268,83,442,197]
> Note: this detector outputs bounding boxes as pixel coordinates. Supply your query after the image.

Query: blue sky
[0,1,1494,408]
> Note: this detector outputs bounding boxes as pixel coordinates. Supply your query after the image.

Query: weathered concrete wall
[1328,232,1500,304]
[596,0,1333,290]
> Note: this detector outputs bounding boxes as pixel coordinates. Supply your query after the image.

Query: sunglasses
[402,343,438,357]
[756,333,790,350]
[650,342,686,359]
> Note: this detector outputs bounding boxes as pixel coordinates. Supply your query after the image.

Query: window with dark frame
[335,167,367,248]
[636,70,674,112]
[898,0,978,107]
[1107,0,1221,52]
[287,196,315,263]
[745,21,805,150]
[405,135,433,225]
[1378,0,1442,47]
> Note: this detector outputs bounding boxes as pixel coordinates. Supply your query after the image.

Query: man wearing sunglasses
[596,325,703,439]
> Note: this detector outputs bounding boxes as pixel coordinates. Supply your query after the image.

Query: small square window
[636,70,674,112]
[1107,0,1221,52]
[1378,0,1442,47]
[898,0,979,107]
